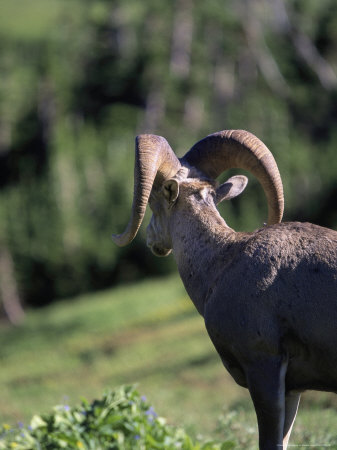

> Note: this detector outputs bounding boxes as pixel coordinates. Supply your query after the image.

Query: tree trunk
[0,246,25,325]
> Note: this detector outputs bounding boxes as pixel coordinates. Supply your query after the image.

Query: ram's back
[205,222,337,391]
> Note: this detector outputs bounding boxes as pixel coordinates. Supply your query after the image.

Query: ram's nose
[146,237,171,257]
[151,244,172,257]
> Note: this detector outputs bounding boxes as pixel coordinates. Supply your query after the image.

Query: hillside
[1,276,337,447]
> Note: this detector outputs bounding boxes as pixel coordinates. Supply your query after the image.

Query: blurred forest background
[1,0,337,321]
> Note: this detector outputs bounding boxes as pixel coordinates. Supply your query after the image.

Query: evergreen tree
[0,0,337,309]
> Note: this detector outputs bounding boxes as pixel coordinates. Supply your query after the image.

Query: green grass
[0,0,106,42]
[0,275,243,435]
[1,275,337,448]
[0,0,67,40]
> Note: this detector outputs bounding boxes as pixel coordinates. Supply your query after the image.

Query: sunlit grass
[0,275,244,435]
[0,0,69,40]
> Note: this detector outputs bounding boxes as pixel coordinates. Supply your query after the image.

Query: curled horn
[181,130,284,225]
[112,134,181,246]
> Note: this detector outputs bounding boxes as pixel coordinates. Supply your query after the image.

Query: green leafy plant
[0,386,236,449]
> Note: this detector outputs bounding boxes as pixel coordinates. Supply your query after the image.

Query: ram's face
[146,177,215,257]
[146,175,248,257]
[147,189,173,257]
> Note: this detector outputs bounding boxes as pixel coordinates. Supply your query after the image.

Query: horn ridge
[112,134,181,247]
[181,130,284,225]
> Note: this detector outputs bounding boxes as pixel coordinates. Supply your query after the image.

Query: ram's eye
[198,188,210,201]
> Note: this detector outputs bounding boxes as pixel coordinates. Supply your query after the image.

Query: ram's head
[112,130,284,256]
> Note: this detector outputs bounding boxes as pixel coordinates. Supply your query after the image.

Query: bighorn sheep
[112,130,337,450]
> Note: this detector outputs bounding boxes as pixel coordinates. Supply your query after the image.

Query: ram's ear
[163,179,179,204]
[215,175,248,205]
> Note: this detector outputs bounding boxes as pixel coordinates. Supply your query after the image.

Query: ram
[112,130,337,450]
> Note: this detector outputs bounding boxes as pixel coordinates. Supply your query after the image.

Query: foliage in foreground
[0,386,235,450]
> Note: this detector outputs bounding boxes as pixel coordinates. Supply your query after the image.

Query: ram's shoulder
[236,222,337,263]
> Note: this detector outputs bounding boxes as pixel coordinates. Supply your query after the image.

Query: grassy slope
[0,276,247,436]
[1,275,337,448]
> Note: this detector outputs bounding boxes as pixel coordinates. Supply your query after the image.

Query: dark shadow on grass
[105,350,220,384]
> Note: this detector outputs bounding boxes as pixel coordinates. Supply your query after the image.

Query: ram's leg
[245,357,287,450]
[283,392,301,449]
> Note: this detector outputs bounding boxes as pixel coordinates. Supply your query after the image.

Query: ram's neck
[170,205,236,316]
